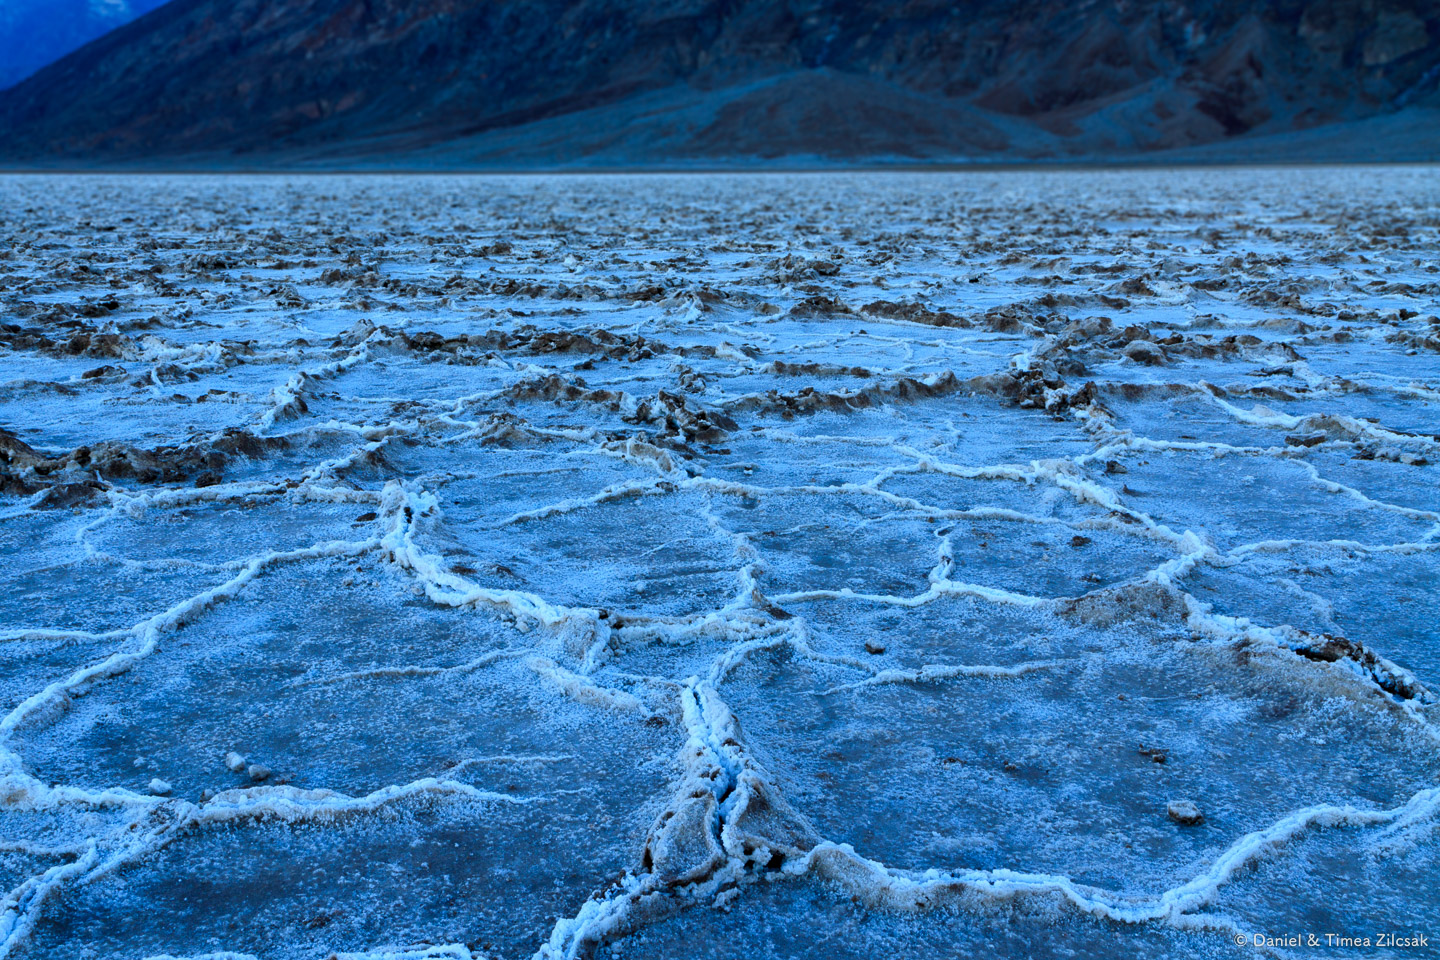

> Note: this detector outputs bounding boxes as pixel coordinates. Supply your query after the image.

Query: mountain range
[0,0,1437,167]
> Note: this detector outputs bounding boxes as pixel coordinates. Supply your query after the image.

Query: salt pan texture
[0,169,1437,959]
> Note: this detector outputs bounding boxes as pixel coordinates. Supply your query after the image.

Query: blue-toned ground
[0,169,1437,959]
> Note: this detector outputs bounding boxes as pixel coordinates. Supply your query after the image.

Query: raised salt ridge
[0,169,1436,959]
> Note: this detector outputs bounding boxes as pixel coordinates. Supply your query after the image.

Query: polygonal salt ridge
[3,555,456,795]
[697,425,921,485]
[1079,447,1439,555]
[0,633,125,733]
[414,438,698,526]
[282,360,527,435]
[873,456,1101,516]
[0,503,264,637]
[645,791,726,885]
[710,494,947,601]
[600,872,1234,960]
[1073,438,1439,543]
[81,490,371,568]
[1,460,383,590]
[738,399,1094,465]
[713,635,1440,926]
[0,326,277,393]
[399,482,746,621]
[552,603,798,677]
[1203,803,1440,951]
[1061,577,1437,716]
[1179,544,1440,688]
[1084,385,1318,451]
[774,525,1175,611]
[0,807,136,901]
[373,477,729,636]
[544,681,817,959]
[26,783,654,960]
[784,594,1080,674]
[1280,630,1431,703]
[1299,449,1440,517]
[0,375,258,456]
[344,433,632,500]
[713,461,1181,606]
[592,437,691,478]
[4,558,673,782]
[1194,389,1440,459]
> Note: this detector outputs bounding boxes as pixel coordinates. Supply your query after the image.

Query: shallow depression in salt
[0,168,1438,960]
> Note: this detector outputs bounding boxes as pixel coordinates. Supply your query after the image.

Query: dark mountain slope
[0,0,1436,166]
[0,0,171,91]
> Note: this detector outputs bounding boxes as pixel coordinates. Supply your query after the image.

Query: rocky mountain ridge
[0,0,1436,166]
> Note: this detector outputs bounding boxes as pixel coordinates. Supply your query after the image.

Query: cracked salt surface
[0,168,1437,959]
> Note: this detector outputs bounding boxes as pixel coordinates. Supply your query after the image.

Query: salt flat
[0,169,1437,959]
